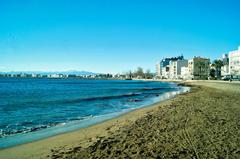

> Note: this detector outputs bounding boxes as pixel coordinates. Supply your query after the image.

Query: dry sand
[0,81,240,159]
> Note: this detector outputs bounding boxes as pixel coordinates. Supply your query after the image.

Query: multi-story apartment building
[188,57,210,80]
[156,55,184,78]
[162,65,170,79]
[169,59,188,79]
[229,46,240,75]
[155,63,161,77]
[180,66,190,80]
[221,54,229,76]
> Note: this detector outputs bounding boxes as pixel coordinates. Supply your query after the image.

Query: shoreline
[0,84,189,159]
[0,82,188,150]
[58,81,240,159]
[1,81,239,158]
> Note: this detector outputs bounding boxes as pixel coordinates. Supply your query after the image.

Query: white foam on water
[0,86,190,149]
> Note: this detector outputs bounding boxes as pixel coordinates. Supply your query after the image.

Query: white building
[221,54,229,76]
[48,74,61,78]
[229,46,240,75]
[169,59,188,79]
[181,66,190,80]
[155,55,184,78]
[161,65,170,79]
[155,62,161,77]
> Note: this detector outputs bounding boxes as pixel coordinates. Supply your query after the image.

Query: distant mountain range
[0,71,98,75]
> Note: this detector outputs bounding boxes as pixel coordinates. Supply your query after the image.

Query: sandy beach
[0,81,240,159]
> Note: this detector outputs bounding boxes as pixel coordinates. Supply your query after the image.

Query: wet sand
[0,81,240,159]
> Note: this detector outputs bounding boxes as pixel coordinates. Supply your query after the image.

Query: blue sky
[0,0,240,73]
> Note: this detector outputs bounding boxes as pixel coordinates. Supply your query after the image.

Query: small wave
[0,124,49,138]
[59,92,143,104]
[1,92,143,109]
[0,123,60,138]
[110,87,174,91]
[0,115,95,138]
[140,87,173,91]
[67,115,93,122]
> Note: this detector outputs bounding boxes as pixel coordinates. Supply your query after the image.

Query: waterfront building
[188,57,210,80]
[156,55,184,78]
[221,54,229,76]
[155,62,161,77]
[229,46,240,75]
[169,59,188,79]
[161,65,170,79]
[48,74,61,78]
[181,66,190,80]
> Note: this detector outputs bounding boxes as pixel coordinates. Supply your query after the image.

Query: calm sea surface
[0,78,189,148]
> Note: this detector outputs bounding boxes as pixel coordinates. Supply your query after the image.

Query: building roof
[162,55,184,61]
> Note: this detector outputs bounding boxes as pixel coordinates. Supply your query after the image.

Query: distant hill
[0,70,98,75]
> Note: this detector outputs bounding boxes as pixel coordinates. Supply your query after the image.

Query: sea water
[0,78,189,149]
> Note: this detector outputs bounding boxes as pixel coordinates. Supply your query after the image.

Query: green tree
[145,69,153,79]
[125,70,132,79]
[213,59,223,79]
[134,67,144,78]
[210,68,216,78]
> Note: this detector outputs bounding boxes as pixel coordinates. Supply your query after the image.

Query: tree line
[125,67,154,79]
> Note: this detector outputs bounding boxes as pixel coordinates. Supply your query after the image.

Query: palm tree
[213,60,223,79]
